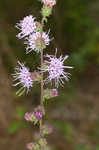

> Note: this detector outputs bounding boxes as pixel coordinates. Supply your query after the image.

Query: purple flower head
[41,49,73,87]
[13,61,33,95]
[25,31,50,54]
[51,89,58,97]
[16,15,36,39]
[35,111,42,120]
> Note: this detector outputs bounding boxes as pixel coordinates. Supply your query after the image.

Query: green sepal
[41,63,47,70]
[33,116,38,125]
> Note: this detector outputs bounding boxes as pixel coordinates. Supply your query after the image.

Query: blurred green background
[0,0,99,150]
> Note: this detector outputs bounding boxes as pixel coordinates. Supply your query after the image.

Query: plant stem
[40,49,43,137]
[40,18,44,138]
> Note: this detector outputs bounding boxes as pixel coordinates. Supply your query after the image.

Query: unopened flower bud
[43,88,58,100]
[26,142,34,150]
[39,138,47,147]
[33,143,40,150]
[51,89,58,97]
[30,72,42,82]
[24,112,39,125]
[41,6,52,17]
[41,125,53,136]
[24,112,34,122]
[35,111,42,120]
[24,112,30,121]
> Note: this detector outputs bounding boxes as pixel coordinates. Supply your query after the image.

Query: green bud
[33,116,38,125]
[41,63,48,70]
[41,125,53,136]
[41,6,52,17]
[39,138,47,147]
[34,143,40,150]
[43,89,51,100]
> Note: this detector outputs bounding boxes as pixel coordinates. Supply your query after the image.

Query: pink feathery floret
[16,15,36,39]
[41,0,56,7]
[12,61,33,94]
[41,49,73,87]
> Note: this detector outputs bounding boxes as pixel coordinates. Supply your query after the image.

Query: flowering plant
[12,0,73,149]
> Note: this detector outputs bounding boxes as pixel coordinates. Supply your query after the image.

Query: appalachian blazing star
[13,0,73,149]
[25,31,50,54]
[16,15,36,39]
[13,61,33,95]
[41,50,73,87]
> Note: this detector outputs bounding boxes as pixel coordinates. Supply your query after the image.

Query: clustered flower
[25,31,50,53]
[41,50,73,87]
[43,88,58,100]
[16,15,50,54]
[26,143,34,150]
[13,61,33,95]
[24,106,43,124]
[12,62,42,95]
[14,2,73,92]
[26,142,40,150]
[16,15,36,39]
[24,110,42,124]
[41,125,54,136]
[26,138,47,150]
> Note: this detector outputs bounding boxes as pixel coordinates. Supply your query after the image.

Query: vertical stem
[40,49,43,136]
[40,18,44,137]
